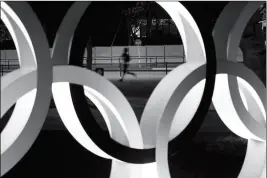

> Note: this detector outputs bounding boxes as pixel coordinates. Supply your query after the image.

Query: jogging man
[119,48,136,82]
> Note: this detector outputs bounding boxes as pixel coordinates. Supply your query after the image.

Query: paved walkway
[44,77,231,133]
[3,78,241,178]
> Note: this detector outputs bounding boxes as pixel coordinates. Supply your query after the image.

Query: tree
[121,2,152,45]
[259,4,266,30]
[0,22,12,45]
[240,5,266,84]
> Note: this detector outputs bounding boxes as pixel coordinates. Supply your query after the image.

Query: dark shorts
[123,63,129,73]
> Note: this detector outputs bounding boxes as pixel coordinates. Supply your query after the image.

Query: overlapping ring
[1,1,266,178]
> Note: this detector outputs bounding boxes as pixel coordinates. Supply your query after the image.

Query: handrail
[0,61,183,77]
[0,57,244,77]
[1,55,185,69]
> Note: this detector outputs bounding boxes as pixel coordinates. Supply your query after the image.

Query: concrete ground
[1,62,232,133]
[1,56,260,178]
[43,76,231,133]
[4,129,245,178]
[3,74,245,178]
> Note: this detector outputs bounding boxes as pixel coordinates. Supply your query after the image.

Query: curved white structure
[1,2,266,178]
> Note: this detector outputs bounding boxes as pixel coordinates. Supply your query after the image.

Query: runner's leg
[119,63,127,81]
[127,63,136,77]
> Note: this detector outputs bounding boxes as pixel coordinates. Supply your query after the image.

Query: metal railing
[0,59,19,76]
[1,55,185,76]
[89,55,185,65]
[87,55,184,77]
[1,55,246,77]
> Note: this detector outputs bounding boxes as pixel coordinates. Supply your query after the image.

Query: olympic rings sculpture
[1,1,266,178]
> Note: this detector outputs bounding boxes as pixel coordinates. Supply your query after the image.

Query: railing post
[165,62,168,75]
[110,46,112,65]
[94,47,97,64]
[119,58,121,77]
[146,57,147,67]
[164,45,166,67]
[146,46,147,67]
[183,47,185,63]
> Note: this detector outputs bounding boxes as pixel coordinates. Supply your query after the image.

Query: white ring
[1,2,265,178]
[1,2,52,176]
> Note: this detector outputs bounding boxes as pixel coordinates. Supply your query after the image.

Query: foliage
[121,2,152,43]
[121,2,147,18]
[0,24,12,43]
[259,4,266,20]
[121,2,178,45]
[259,4,266,30]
